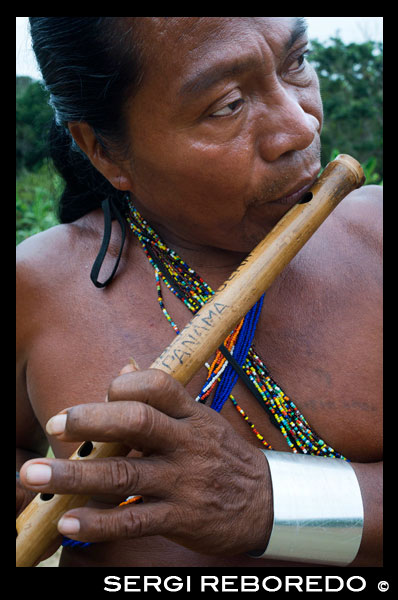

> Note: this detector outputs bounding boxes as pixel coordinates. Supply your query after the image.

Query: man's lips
[268,178,317,206]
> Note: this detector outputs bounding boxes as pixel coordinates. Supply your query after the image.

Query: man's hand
[17,472,63,565]
[16,475,36,517]
[19,368,273,556]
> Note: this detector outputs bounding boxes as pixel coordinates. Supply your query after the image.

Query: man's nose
[255,87,319,162]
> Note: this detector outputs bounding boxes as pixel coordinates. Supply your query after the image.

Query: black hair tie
[90,197,126,288]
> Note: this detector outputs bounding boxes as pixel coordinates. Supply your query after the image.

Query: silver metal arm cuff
[248,450,363,565]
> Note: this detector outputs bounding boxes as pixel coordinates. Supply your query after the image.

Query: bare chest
[27,248,381,464]
[53,270,380,569]
[25,231,381,569]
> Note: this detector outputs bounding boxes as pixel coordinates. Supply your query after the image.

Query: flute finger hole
[299,192,313,204]
[40,493,55,501]
[77,441,94,457]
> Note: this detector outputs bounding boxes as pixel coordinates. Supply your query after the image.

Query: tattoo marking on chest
[158,302,230,369]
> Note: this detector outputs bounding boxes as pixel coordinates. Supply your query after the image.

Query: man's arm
[16,370,49,516]
[337,184,383,566]
[16,248,49,514]
[19,367,383,566]
[350,461,382,566]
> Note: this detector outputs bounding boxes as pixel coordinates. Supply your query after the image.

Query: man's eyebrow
[178,17,308,100]
[289,17,308,50]
[178,58,259,99]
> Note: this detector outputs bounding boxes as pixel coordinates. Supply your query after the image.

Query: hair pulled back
[29,17,143,223]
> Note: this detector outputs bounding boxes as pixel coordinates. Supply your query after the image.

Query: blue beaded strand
[61,536,92,548]
[210,294,265,412]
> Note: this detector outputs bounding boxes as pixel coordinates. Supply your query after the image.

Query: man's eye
[210,98,245,118]
[289,50,310,72]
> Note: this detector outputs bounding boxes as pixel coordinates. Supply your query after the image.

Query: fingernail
[58,516,80,535]
[119,363,136,376]
[26,464,52,485]
[46,414,67,436]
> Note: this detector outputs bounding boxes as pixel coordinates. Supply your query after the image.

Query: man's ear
[68,121,132,191]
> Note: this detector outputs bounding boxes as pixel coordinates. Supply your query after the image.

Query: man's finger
[57,501,176,543]
[19,455,176,498]
[46,400,187,452]
[107,368,200,420]
[119,358,140,374]
[105,359,140,401]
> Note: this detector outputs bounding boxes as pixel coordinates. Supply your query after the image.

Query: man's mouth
[267,178,318,207]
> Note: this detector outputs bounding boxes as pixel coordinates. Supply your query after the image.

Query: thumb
[118,357,140,376]
[105,358,141,402]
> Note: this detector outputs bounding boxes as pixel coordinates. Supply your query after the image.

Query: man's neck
[151,221,249,290]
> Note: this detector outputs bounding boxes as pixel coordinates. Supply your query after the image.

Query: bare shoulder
[17,225,73,343]
[294,184,382,315]
[16,207,137,349]
[16,218,94,281]
[333,184,382,255]
[16,209,107,298]
[315,183,383,332]
[16,216,101,343]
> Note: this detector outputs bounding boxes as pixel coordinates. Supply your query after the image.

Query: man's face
[125,17,323,253]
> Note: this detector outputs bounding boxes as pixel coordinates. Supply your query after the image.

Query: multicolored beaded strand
[61,495,143,549]
[61,199,348,551]
[126,201,347,461]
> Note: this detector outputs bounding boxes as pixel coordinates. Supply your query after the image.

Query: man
[17,17,382,567]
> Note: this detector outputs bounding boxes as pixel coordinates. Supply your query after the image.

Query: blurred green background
[16,35,383,246]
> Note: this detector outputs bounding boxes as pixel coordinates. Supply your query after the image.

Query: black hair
[29,17,144,224]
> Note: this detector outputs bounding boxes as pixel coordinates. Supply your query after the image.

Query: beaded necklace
[61,199,347,550]
[126,201,347,461]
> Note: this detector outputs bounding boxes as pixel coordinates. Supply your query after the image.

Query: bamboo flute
[16,154,365,567]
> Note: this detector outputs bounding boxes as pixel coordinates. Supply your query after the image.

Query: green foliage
[16,77,53,174]
[16,75,35,98]
[361,157,382,186]
[323,148,382,186]
[16,34,383,243]
[16,164,62,245]
[308,37,382,180]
